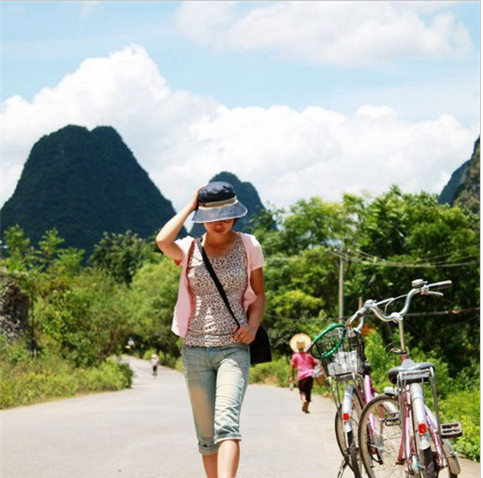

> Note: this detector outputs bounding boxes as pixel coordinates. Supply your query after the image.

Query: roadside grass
[439,387,480,461]
[0,341,133,409]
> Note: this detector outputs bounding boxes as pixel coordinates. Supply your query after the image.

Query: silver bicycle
[358,279,462,478]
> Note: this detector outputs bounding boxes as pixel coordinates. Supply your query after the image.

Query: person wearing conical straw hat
[290,333,319,413]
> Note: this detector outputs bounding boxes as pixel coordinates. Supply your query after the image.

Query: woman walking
[156,181,266,478]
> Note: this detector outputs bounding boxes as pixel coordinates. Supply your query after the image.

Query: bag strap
[194,237,241,329]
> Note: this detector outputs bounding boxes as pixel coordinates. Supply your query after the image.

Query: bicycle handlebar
[365,279,452,323]
[427,280,452,291]
[311,279,452,358]
[345,294,401,329]
[344,279,452,327]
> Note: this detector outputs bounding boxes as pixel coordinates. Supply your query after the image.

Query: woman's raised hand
[189,185,206,212]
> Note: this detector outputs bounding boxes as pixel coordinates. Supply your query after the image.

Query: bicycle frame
[339,314,378,433]
[333,323,378,478]
[340,372,377,434]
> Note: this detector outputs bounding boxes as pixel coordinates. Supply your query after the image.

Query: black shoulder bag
[195,237,272,366]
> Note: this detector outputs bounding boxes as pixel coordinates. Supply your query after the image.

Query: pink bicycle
[309,307,377,478]
[358,279,462,478]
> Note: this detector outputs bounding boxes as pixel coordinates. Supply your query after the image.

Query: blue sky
[1,1,480,211]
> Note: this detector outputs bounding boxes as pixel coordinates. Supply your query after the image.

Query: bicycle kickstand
[336,455,350,478]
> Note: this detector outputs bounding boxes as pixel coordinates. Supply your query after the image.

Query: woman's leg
[213,346,249,478]
[182,346,219,476]
[202,440,240,478]
[202,454,218,478]
[218,440,240,478]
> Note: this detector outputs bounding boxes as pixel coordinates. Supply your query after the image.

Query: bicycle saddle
[387,359,435,384]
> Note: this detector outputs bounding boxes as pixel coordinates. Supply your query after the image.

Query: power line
[264,307,479,322]
[349,248,479,263]
[268,247,480,268]
[330,249,479,268]
[267,249,480,268]
[405,307,480,317]
[334,248,478,266]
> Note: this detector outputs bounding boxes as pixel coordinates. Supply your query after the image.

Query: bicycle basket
[312,325,365,380]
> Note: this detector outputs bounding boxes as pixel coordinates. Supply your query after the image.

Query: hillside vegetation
[0,125,181,256]
[439,137,480,214]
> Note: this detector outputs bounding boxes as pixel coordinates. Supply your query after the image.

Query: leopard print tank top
[184,237,248,347]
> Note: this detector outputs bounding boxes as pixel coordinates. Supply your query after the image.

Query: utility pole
[338,248,344,319]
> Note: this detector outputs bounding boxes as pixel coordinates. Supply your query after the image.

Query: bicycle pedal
[383,386,396,396]
[441,422,463,438]
[385,412,401,426]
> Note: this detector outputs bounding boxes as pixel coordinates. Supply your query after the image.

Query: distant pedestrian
[150,353,159,377]
[126,337,135,352]
[290,333,319,413]
[156,181,266,478]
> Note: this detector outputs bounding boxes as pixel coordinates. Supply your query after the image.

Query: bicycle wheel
[359,394,406,478]
[441,439,459,478]
[419,438,458,478]
[419,425,458,478]
[424,407,459,478]
[417,434,457,478]
[335,389,367,478]
[335,405,346,455]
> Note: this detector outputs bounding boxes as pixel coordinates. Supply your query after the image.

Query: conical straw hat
[290,333,311,353]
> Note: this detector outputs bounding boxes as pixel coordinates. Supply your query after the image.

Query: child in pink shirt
[290,333,319,413]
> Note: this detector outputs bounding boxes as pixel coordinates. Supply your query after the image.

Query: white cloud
[1,45,478,214]
[176,1,473,66]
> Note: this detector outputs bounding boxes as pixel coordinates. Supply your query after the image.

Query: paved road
[2,357,479,478]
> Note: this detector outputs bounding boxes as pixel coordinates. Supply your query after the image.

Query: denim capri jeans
[181,344,250,455]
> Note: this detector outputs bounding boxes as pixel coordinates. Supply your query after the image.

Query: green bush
[440,387,480,461]
[78,361,133,391]
[143,349,157,360]
[161,353,178,368]
[363,329,400,389]
[175,356,184,373]
[249,356,291,386]
[0,350,133,409]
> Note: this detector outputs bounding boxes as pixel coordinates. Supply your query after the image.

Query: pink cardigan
[171,233,264,338]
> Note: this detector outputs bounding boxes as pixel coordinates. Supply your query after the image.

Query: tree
[124,258,181,356]
[347,188,479,374]
[36,268,131,366]
[89,231,153,285]
[2,225,36,272]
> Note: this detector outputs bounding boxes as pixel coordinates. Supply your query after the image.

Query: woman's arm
[155,188,200,262]
[234,267,266,344]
